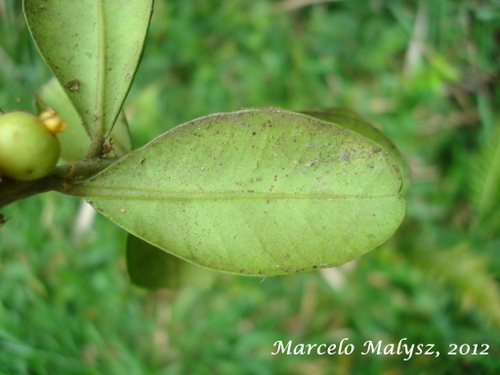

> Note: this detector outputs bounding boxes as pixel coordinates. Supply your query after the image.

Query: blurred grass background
[1,0,499,374]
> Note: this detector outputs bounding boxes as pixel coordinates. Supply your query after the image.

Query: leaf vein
[76,186,399,200]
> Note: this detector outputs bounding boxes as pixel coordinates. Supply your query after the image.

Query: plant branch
[0,157,118,209]
[86,134,106,159]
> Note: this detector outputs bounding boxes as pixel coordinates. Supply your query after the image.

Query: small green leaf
[37,77,133,160]
[302,109,410,194]
[126,234,216,290]
[74,108,406,276]
[23,0,153,140]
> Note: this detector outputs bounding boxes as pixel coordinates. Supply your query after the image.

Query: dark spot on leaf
[66,79,81,91]
[340,152,350,161]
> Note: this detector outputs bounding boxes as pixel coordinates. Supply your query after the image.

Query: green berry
[0,111,60,181]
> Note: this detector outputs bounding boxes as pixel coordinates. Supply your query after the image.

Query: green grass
[1,0,499,374]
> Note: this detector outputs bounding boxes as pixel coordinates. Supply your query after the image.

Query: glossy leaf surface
[24,0,153,139]
[76,108,406,276]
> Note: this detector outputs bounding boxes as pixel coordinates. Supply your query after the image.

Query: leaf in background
[410,242,500,329]
[470,123,500,235]
[126,234,216,290]
[302,109,410,195]
[23,0,153,140]
[73,108,406,276]
[37,77,133,161]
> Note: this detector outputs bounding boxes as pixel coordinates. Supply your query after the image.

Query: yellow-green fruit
[0,111,60,181]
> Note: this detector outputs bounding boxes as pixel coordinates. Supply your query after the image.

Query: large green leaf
[23,0,153,140]
[302,109,410,195]
[73,108,406,276]
[37,77,132,161]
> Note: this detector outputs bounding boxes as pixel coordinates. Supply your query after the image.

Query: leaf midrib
[95,0,106,137]
[75,186,401,200]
